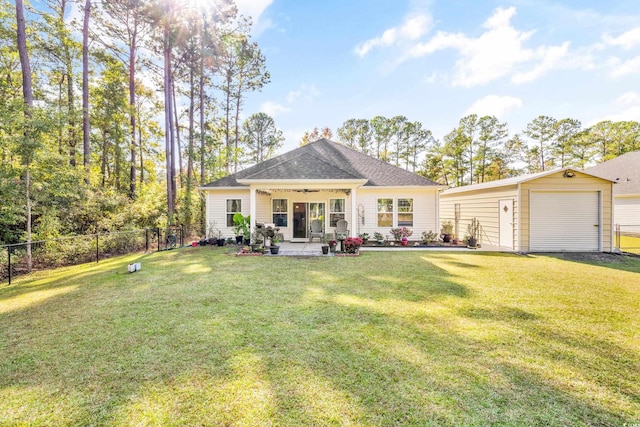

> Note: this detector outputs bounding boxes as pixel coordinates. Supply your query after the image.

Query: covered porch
[240,180,367,242]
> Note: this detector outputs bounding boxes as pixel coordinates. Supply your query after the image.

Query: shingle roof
[586,151,640,195]
[441,167,614,195]
[201,139,443,188]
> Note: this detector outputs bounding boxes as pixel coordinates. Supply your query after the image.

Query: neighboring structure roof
[201,138,443,188]
[585,151,640,196]
[441,168,613,195]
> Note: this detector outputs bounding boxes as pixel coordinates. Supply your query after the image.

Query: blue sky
[236,0,640,153]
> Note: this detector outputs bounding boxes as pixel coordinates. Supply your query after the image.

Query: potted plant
[421,230,438,245]
[233,213,251,244]
[343,237,363,254]
[467,218,480,248]
[216,231,225,246]
[390,227,413,242]
[328,239,337,253]
[322,244,329,254]
[401,236,408,246]
[441,221,454,243]
[374,232,385,245]
[270,236,281,254]
[251,230,264,252]
[359,232,369,244]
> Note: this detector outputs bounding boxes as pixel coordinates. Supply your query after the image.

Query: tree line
[1,0,283,249]
[334,115,639,186]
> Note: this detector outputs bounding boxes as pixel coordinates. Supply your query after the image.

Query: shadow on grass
[537,252,640,274]
[0,249,637,425]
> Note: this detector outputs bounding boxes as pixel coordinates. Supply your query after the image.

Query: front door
[499,199,514,249]
[293,203,307,239]
[293,202,325,240]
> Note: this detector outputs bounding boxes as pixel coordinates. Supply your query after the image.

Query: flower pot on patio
[322,245,329,254]
[270,245,280,255]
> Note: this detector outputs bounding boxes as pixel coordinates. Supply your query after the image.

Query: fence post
[96,234,99,263]
[7,247,11,286]
[145,229,149,252]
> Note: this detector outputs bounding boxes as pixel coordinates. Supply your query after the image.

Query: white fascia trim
[196,186,249,191]
[359,185,448,190]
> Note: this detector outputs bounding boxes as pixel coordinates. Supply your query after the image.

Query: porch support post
[351,186,358,237]
[249,186,256,237]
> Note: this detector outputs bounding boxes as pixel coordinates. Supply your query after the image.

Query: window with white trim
[272,199,288,227]
[398,198,414,227]
[377,198,393,227]
[226,199,241,227]
[329,199,345,227]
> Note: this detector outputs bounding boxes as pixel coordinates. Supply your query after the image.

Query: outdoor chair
[334,219,349,241]
[309,219,325,243]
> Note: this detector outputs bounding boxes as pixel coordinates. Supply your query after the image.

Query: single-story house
[198,139,446,242]
[586,151,640,233]
[439,168,614,252]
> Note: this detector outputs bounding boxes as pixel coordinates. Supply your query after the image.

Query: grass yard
[620,234,640,254]
[1,248,639,426]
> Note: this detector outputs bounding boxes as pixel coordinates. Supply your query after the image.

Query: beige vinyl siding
[357,187,439,240]
[615,196,640,233]
[205,189,250,239]
[520,171,613,252]
[440,186,518,249]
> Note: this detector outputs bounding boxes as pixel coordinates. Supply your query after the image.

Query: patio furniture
[334,219,349,241]
[309,219,325,243]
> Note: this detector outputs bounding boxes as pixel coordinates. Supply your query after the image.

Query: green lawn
[620,234,640,254]
[1,248,639,426]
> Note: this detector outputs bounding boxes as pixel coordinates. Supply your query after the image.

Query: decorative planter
[329,245,336,253]
[236,236,243,244]
[468,237,477,248]
[217,238,225,246]
[443,233,453,243]
[270,245,280,255]
[322,245,329,254]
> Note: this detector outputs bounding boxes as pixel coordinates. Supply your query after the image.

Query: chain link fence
[615,224,640,255]
[1,224,201,285]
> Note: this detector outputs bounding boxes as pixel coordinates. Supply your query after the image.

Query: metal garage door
[530,191,600,251]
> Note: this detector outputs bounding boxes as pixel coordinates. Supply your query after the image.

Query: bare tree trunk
[15,0,33,272]
[163,21,174,221]
[172,78,183,181]
[82,0,91,184]
[234,92,241,173]
[129,28,137,198]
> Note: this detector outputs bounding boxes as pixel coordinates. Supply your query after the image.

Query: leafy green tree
[523,115,557,171]
[552,118,581,167]
[242,112,284,164]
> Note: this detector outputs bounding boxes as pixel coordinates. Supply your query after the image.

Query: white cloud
[286,84,320,103]
[260,101,290,117]
[603,27,640,50]
[354,13,432,57]
[512,42,570,83]
[260,83,321,118]
[616,91,640,104]
[610,55,640,77]
[465,95,523,118]
[382,6,579,87]
[235,0,274,35]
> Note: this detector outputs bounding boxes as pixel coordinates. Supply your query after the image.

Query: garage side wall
[440,185,518,249]
[520,172,613,252]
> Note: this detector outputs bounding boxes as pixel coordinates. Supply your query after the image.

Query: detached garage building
[439,168,614,252]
